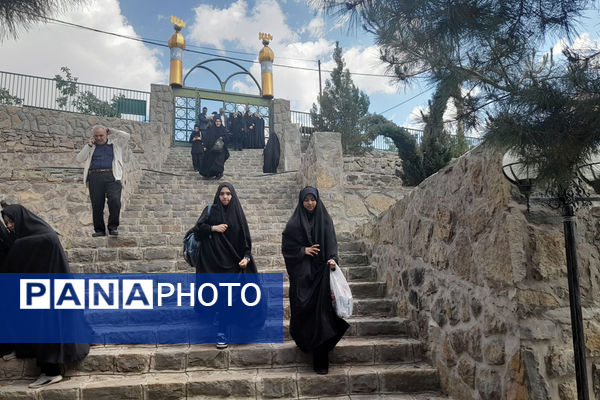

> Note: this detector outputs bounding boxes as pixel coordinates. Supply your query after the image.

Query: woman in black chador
[189,182,256,274]
[1,204,89,388]
[188,183,257,348]
[199,117,229,180]
[282,187,349,374]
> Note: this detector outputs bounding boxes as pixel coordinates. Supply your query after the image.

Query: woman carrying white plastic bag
[329,262,353,318]
[282,187,349,375]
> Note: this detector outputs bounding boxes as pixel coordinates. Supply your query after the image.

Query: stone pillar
[298,131,347,230]
[272,98,300,171]
[150,84,174,141]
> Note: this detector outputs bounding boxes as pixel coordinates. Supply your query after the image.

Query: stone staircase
[0,147,449,399]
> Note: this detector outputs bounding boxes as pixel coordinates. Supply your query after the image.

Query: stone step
[0,338,424,380]
[66,247,369,268]
[0,364,441,399]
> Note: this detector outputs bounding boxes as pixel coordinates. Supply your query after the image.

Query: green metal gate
[172,58,272,145]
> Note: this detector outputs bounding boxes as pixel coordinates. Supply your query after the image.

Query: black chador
[252,113,265,149]
[282,187,349,355]
[263,131,280,173]
[199,119,230,179]
[189,183,256,273]
[1,205,90,365]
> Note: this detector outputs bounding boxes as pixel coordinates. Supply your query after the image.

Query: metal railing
[290,109,483,152]
[0,71,150,121]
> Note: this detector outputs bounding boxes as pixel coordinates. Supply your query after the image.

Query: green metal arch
[183,58,261,93]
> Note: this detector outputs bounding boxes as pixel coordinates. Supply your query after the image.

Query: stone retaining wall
[298,132,410,233]
[356,146,600,399]
[0,85,172,236]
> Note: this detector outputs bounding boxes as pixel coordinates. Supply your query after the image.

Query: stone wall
[0,89,172,236]
[272,99,301,172]
[356,146,600,399]
[298,132,410,234]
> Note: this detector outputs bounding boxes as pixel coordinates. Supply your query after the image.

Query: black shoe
[313,351,329,375]
[92,232,106,237]
[108,229,118,236]
[215,173,223,180]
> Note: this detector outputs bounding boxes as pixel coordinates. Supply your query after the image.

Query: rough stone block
[484,338,505,365]
[297,372,348,397]
[38,388,79,400]
[349,370,378,393]
[119,248,143,260]
[82,382,142,400]
[153,350,186,371]
[145,247,177,260]
[145,379,187,400]
[187,346,227,369]
[379,367,440,392]
[186,372,256,398]
[229,345,272,368]
[457,358,476,388]
[260,375,297,399]
[115,353,149,373]
[373,342,413,363]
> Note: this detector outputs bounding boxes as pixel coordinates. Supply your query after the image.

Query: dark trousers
[87,172,122,233]
[191,152,204,171]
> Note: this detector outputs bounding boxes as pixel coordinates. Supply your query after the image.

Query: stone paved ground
[0,147,451,399]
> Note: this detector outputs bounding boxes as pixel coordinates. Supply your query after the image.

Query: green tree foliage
[314,0,597,193]
[55,67,123,117]
[485,49,600,194]
[363,114,425,186]
[310,42,370,154]
[0,88,23,105]
[0,0,86,40]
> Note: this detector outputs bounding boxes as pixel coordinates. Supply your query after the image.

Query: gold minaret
[168,16,186,88]
[258,32,274,99]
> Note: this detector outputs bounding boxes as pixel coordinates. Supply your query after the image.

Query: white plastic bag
[330,262,353,318]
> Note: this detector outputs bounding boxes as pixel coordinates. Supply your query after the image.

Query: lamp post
[502,151,596,400]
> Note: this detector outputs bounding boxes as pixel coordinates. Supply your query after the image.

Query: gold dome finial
[168,16,186,87]
[258,33,274,98]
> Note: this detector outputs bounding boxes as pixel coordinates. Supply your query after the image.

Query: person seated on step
[281,187,349,375]
[1,203,90,388]
[199,117,229,180]
[186,183,257,349]
[0,200,15,361]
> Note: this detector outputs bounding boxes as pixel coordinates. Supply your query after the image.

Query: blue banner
[0,273,283,344]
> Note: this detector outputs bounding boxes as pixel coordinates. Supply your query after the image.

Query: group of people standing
[189,107,266,178]
[0,184,347,386]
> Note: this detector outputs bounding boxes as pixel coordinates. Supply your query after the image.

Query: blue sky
[1,0,599,132]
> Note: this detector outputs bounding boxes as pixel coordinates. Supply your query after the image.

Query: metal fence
[290,109,482,152]
[0,71,150,121]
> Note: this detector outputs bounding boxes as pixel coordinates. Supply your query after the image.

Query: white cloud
[303,16,326,38]
[403,105,427,130]
[0,0,165,91]
[186,1,401,112]
[188,0,298,51]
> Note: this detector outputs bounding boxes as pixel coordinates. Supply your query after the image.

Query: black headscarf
[282,187,338,267]
[263,131,280,173]
[0,204,90,364]
[281,187,347,353]
[1,204,67,274]
[190,183,256,273]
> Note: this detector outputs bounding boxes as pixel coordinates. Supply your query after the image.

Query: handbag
[183,205,212,267]
[211,138,224,152]
[329,262,353,318]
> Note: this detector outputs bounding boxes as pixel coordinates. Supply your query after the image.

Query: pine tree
[310,42,370,154]
[0,0,86,40]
